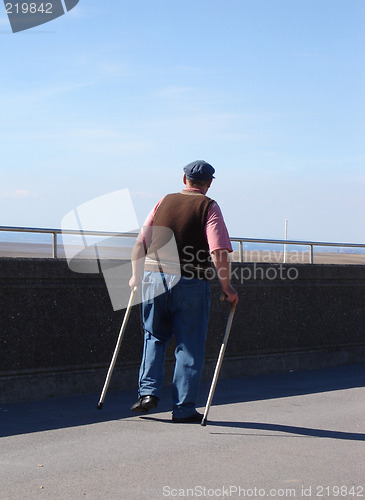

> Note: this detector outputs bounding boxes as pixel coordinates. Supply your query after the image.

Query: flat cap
[183,160,215,181]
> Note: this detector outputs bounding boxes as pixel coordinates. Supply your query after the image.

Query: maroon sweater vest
[146,191,214,279]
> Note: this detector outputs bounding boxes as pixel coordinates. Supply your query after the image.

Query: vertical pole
[238,241,243,263]
[283,219,288,263]
[52,232,58,259]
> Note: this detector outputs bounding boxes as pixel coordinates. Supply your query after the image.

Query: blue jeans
[138,271,211,418]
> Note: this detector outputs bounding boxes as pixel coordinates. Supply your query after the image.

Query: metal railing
[230,237,365,264]
[1,225,365,263]
[0,226,139,259]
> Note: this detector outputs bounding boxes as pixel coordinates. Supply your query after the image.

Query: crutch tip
[96,402,103,410]
[201,418,207,426]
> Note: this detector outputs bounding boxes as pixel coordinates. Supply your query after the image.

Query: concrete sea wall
[0,258,364,403]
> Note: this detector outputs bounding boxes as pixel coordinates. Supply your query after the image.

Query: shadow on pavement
[139,416,365,442]
[0,363,364,438]
[207,421,365,441]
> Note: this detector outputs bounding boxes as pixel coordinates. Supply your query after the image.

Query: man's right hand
[222,285,239,306]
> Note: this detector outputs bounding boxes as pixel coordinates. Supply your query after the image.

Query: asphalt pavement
[1,364,364,500]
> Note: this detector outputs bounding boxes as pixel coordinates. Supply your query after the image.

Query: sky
[0,0,364,244]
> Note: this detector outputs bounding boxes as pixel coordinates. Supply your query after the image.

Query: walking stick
[201,298,236,426]
[97,287,137,409]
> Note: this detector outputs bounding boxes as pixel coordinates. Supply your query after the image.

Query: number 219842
[6,3,53,14]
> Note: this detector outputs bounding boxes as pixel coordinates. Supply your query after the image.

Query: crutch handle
[220,293,238,310]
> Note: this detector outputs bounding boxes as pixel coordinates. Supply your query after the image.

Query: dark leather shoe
[172,411,203,423]
[131,395,159,413]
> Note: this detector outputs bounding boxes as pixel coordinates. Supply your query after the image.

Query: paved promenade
[1,364,364,500]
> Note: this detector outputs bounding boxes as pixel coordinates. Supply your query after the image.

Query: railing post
[52,232,58,259]
[238,241,243,263]
[309,244,313,264]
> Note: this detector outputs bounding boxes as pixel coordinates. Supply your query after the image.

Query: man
[129,160,238,423]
